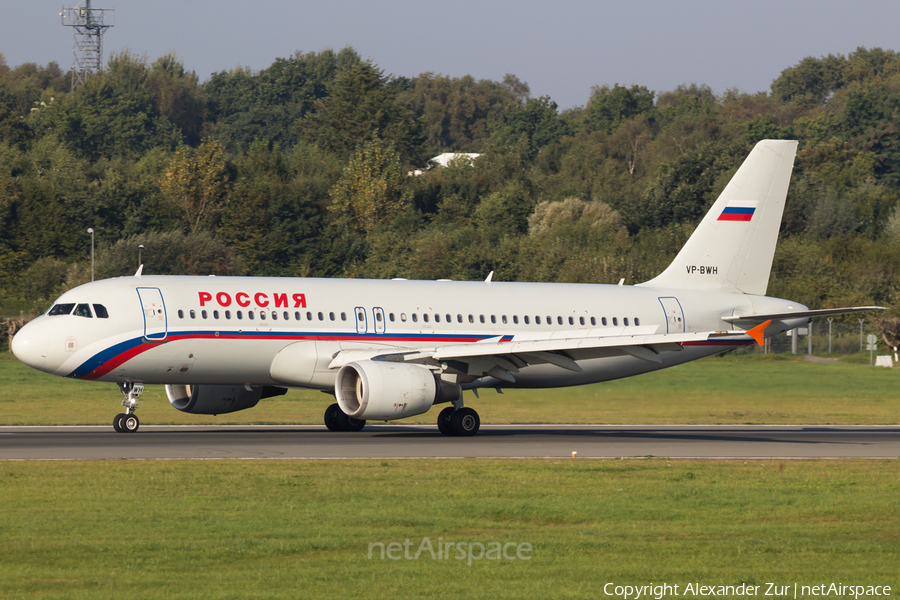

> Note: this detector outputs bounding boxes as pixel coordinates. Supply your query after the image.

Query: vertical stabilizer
[639,139,798,296]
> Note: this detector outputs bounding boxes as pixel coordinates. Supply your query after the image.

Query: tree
[160,140,230,232]
[328,139,411,235]
[299,61,419,163]
[586,84,655,134]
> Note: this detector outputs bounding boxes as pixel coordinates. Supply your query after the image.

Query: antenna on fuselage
[485,271,494,283]
[134,265,143,277]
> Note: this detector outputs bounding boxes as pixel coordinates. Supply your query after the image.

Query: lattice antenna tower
[60,0,115,90]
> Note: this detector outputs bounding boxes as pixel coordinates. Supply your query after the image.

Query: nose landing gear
[113,382,144,433]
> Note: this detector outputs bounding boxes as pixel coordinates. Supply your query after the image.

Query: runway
[1,424,898,460]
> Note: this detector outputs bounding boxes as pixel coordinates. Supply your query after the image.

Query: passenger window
[329,312,335,321]
[261,311,267,320]
[612,317,618,326]
[318,312,324,321]
[48,303,75,316]
[457,314,463,323]
[213,310,219,319]
[568,316,574,325]
[480,315,486,324]
[190,310,196,319]
[579,317,585,325]
[412,314,418,323]
[401,313,407,322]
[202,310,208,319]
[271,311,277,320]
[249,311,255,320]
[590,317,596,326]
[624,317,629,326]
[557,316,563,325]
[341,312,347,321]
[74,304,93,318]
[177,309,184,319]
[602,317,607,326]
[294,312,300,320]
[389,313,395,322]
[423,314,429,323]
[547,316,552,325]
[434,314,440,323]
[635,317,640,326]
[225,310,231,319]
[237,311,243,320]
[535,316,540,325]
[469,315,474,323]
[502,315,508,324]
[306,312,312,320]
[514,316,519,324]
[448,314,453,323]
[376,312,383,322]
[93,304,109,318]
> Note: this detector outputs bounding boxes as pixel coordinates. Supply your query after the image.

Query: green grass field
[0,459,897,599]
[1,353,898,426]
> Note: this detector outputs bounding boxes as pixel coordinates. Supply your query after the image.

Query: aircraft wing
[722,306,884,325]
[328,326,767,384]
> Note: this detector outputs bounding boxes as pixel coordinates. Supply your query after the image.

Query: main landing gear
[113,381,144,433]
[437,403,480,436]
[324,403,366,432]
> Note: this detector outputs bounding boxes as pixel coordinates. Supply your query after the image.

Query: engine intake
[166,384,287,415]
[335,360,460,420]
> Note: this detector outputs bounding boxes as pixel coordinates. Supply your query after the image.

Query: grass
[0,459,897,599]
[1,353,898,425]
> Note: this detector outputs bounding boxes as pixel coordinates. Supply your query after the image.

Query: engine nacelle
[335,360,460,420]
[166,384,286,415]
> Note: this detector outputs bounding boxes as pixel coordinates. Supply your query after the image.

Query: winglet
[746,319,772,346]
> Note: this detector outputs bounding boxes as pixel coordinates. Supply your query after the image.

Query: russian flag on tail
[717,200,758,222]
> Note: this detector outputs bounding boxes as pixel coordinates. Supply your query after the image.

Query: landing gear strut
[324,403,366,432]
[114,382,144,433]
[437,402,480,436]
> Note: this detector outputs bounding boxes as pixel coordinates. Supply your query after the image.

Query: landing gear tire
[324,403,342,431]
[450,407,480,436]
[121,413,140,433]
[324,403,366,432]
[113,413,126,433]
[437,407,455,436]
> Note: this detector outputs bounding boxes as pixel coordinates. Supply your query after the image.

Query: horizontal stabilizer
[722,306,884,324]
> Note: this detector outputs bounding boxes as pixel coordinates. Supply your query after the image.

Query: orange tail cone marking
[746,319,772,347]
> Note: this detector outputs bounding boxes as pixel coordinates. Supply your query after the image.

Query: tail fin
[639,139,798,296]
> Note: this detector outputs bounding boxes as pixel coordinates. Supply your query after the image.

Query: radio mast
[60,0,115,90]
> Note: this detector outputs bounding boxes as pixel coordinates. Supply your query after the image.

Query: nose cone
[11,321,49,371]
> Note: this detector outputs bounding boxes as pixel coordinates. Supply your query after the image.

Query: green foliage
[586,83,655,134]
[97,230,237,278]
[328,138,412,235]
[4,47,900,312]
[300,60,419,163]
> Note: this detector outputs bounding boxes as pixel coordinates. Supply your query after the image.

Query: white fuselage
[13,275,806,390]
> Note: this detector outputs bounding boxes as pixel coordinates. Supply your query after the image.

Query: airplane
[11,140,883,436]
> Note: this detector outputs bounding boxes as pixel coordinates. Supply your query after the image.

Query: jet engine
[166,384,287,415]
[335,360,461,420]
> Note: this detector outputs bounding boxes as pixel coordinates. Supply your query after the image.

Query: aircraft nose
[11,321,49,370]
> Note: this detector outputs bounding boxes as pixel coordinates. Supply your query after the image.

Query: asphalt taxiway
[1,425,898,460]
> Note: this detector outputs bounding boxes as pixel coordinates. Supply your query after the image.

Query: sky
[3,0,900,110]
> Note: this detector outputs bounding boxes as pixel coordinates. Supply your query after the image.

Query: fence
[736,319,890,358]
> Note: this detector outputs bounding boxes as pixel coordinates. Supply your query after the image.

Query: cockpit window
[93,304,109,319]
[48,303,75,316]
[73,304,93,318]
